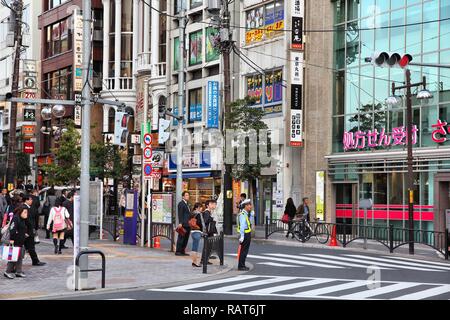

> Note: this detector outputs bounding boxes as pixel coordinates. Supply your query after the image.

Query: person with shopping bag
[3,206,29,279]
[46,198,70,255]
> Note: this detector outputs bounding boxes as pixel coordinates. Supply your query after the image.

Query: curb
[224,235,447,263]
[27,257,237,300]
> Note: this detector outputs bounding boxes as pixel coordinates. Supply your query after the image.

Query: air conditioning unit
[6,33,15,47]
[206,0,221,14]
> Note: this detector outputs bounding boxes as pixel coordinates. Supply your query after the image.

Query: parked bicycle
[289,216,330,244]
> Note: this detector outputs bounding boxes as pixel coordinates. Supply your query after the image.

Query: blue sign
[207,81,219,128]
[173,104,187,126]
[144,164,153,175]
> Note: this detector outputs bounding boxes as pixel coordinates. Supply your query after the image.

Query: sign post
[359,199,373,250]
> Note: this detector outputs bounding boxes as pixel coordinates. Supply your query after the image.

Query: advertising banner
[292,17,303,50]
[291,52,303,84]
[290,109,303,147]
[189,30,202,66]
[207,81,219,128]
[206,28,220,62]
[73,10,83,92]
[316,171,325,221]
[173,37,180,71]
[151,193,173,223]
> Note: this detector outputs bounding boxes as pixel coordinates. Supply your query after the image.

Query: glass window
[190,0,202,9]
[374,67,389,108]
[375,13,389,52]
[335,0,345,24]
[376,0,390,13]
[189,30,202,66]
[334,25,345,69]
[360,18,374,61]
[359,65,374,109]
[346,21,360,69]
[346,70,359,114]
[121,0,133,32]
[421,105,439,147]
[188,88,202,123]
[347,0,359,21]
[441,1,450,50]
[439,50,450,103]
[360,0,375,18]
[374,173,388,205]
[406,4,422,56]
[121,34,133,61]
[333,116,344,152]
[391,0,404,10]
[334,70,345,115]
[422,0,439,54]
[389,172,403,205]
[206,28,220,62]
[390,9,405,51]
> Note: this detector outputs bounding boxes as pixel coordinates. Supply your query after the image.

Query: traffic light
[113,111,129,146]
[369,52,412,68]
[158,119,171,144]
[158,96,167,118]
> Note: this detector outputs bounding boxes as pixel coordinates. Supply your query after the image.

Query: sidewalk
[226,226,447,261]
[0,231,233,300]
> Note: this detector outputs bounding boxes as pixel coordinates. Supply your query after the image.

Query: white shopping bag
[1,245,21,262]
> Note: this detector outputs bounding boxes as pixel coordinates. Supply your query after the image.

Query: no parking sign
[143,133,152,146]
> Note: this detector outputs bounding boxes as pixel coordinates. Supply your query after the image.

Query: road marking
[204,276,296,293]
[304,254,442,272]
[345,254,450,271]
[146,275,261,291]
[265,253,394,270]
[257,262,301,267]
[248,278,336,294]
[227,254,344,269]
[340,282,421,299]
[293,280,368,297]
[391,285,450,300]
[106,298,135,300]
[381,255,450,267]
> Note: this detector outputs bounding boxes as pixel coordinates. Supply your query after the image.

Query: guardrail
[265,218,449,259]
[74,250,106,291]
[102,215,121,241]
[201,232,224,274]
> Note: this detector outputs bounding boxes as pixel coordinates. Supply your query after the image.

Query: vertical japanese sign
[291,0,304,50]
[290,52,303,147]
[73,9,83,92]
[207,81,219,128]
[315,171,325,221]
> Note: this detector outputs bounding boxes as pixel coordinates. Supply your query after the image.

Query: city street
[57,238,450,300]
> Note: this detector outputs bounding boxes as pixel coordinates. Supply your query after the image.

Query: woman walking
[46,198,70,254]
[190,202,205,267]
[43,187,57,239]
[284,198,297,239]
[4,206,29,279]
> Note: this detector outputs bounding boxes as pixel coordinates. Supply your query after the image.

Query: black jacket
[202,210,216,236]
[296,204,310,222]
[9,215,28,247]
[177,200,191,228]
[63,199,74,221]
[284,203,297,219]
[24,203,37,235]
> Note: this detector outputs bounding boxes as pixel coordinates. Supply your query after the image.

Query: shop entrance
[335,182,358,225]
[434,173,450,233]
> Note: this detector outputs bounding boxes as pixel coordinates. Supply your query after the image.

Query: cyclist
[296,197,310,222]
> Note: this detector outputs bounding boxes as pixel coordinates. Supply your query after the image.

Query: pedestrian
[189,202,205,267]
[202,199,218,264]
[236,193,247,211]
[43,187,57,239]
[22,195,46,266]
[25,180,34,192]
[237,199,253,271]
[46,198,70,254]
[175,191,191,256]
[30,189,41,243]
[284,198,297,239]
[62,191,75,246]
[0,188,8,217]
[4,206,29,279]
[296,197,310,222]
[60,189,68,204]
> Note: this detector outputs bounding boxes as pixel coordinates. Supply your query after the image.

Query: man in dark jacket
[22,195,46,266]
[296,197,311,222]
[175,191,191,256]
[63,191,74,246]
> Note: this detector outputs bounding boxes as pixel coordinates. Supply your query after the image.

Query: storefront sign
[206,28,220,62]
[431,119,450,143]
[245,1,284,45]
[22,60,37,90]
[132,155,142,165]
[151,193,172,223]
[74,105,81,126]
[22,125,35,139]
[207,81,220,129]
[290,109,303,147]
[316,171,325,221]
[73,9,83,93]
[246,69,283,106]
[23,108,35,121]
[292,17,303,50]
[168,151,211,171]
[291,52,303,84]
[23,142,34,154]
[292,0,303,17]
[131,134,141,144]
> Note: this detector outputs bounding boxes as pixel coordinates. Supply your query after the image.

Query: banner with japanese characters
[290,51,303,147]
[291,0,304,50]
[73,9,83,93]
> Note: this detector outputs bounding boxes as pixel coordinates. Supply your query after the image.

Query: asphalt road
[56,238,450,300]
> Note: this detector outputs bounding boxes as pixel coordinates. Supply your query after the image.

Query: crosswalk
[226,252,450,272]
[149,275,450,300]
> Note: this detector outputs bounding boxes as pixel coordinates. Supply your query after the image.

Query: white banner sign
[73,195,81,267]
[292,0,304,17]
[291,52,304,85]
[290,109,303,147]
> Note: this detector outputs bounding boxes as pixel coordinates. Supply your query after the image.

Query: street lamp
[387,72,432,255]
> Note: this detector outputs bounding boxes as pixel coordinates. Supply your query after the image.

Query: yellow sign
[227,190,233,199]
[409,190,414,204]
[125,210,133,218]
[7,183,14,191]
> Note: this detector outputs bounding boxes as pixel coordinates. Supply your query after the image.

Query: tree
[90,142,127,181]
[16,151,31,181]
[41,120,81,186]
[227,97,272,182]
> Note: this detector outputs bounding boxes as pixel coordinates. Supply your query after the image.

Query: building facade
[325,0,450,234]
[0,0,42,185]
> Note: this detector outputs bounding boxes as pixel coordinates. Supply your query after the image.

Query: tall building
[323,0,450,233]
[0,0,42,185]
[37,0,104,187]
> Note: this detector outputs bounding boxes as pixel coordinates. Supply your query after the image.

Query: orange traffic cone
[328,225,339,247]
[154,237,161,248]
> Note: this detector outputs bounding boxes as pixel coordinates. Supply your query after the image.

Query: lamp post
[386,70,433,255]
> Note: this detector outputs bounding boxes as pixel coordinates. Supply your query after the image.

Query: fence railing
[74,250,106,291]
[102,215,122,241]
[264,218,449,259]
[201,232,224,274]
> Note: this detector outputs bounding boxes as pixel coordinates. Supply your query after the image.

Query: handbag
[188,213,199,229]
[1,245,21,262]
[281,213,290,224]
[1,222,11,244]
[175,225,186,236]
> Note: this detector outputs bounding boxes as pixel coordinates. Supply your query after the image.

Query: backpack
[52,207,65,232]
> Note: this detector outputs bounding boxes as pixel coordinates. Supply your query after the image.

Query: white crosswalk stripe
[226,254,344,269]
[257,262,301,267]
[381,255,450,267]
[150,275,450,300]
[345,254,450,271]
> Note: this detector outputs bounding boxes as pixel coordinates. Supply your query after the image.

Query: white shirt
[47,206,70,230]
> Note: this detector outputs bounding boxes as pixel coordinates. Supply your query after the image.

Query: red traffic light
[399,54,412,68]
[370,52,412,68]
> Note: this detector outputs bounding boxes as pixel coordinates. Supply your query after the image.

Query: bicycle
[289,216,330,244]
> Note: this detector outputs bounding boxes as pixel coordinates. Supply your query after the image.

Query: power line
[142,0,177,18]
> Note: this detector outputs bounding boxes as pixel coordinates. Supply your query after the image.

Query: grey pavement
[0,230,233,300]
[226,225,448,261]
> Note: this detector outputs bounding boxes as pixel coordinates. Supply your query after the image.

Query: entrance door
[434,174,450,233]
[335,182,358,225]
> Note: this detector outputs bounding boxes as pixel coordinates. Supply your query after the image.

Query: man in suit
[175,191,191,256]
[23,195,46,266]
[63,191,75,246]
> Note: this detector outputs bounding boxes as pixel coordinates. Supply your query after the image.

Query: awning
[168,172,213,179]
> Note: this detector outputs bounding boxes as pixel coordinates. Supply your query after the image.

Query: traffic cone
[328,225,339,247]
[154,237,161,248]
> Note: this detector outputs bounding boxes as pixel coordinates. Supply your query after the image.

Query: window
[245,0,284,45]
[45,18,72,58]
[189,88,202,123]
[44,67,72,100]
[189,30,203,66]
[47,0,69,11]
[190,0,202,9]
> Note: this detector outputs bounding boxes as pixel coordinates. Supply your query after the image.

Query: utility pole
[141,79,149,247]
[79,0,92,288]
[220,0,233,235]
[5,0,23,188]
[176,9,186,224]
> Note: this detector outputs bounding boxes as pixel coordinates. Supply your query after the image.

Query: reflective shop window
[360,18,374,63]
[421,105,439,147]
[391,0,405,10]
[376,0,390,13]
[406,4,422,56]
[346,21,360,69]
[390,9,405,52]
[440,50,450,103]
[359,65,374,109]
[345,70,360,114]
[423,0,439,54]
[346,0,359,21]
[360,0,375,18]
[334,25,345,69]
[334,0,346,24]
[334,70,345,116]
[332,116,344,153]
[441,1,450,50]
